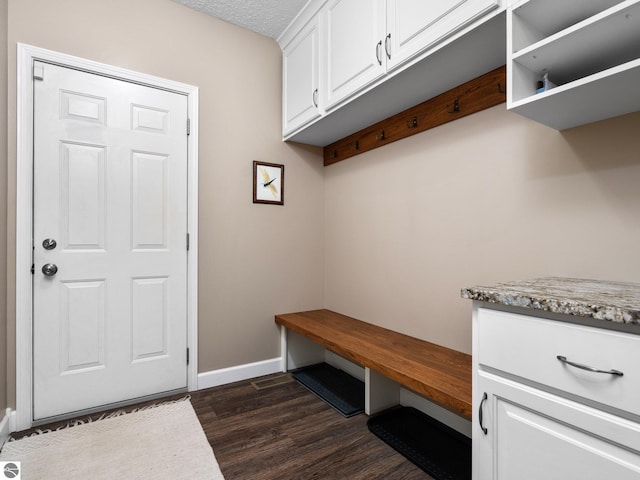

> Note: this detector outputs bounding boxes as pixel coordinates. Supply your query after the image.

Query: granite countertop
[461,277,640,325]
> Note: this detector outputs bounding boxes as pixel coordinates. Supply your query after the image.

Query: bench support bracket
[366,368,400,415]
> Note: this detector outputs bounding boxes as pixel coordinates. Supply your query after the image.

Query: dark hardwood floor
[191,373,431,479]
[12,373,432,479]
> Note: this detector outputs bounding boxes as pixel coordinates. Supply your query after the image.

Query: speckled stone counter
[461,277,640,326]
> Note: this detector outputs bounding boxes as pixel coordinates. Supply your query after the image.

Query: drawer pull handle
[479,392,488,435]
[556,355,623,377]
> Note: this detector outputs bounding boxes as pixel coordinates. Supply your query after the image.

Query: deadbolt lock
[42,238,57,250]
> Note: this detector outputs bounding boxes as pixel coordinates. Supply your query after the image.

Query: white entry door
[32,61,189,420]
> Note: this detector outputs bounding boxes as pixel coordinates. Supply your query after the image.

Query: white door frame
[15,43,199,431]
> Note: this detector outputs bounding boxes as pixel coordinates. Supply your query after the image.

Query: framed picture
[253,161,284,205]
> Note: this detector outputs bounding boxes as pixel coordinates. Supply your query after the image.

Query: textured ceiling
[172,0,308,39]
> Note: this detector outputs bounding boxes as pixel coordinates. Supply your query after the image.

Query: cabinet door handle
[376,40,382,65]
[556,355,624,376]
[479,392,488,435]
[385,33,391,59]
[312,89,318,108]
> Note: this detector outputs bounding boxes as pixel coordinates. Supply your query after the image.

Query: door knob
[42,263,58,277]
[42,238,57,250]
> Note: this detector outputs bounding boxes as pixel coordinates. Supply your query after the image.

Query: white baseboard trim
[0,409,12,449]
[197,357,283,390]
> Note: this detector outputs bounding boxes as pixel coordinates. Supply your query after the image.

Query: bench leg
[279,325,287,372]
[280,327,325,371]
[365,368,400,415]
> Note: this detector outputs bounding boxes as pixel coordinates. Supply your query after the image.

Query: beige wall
[325,107,640,354]
[1,0,7,413]
[4,0,640,417]
[5,0,324,407]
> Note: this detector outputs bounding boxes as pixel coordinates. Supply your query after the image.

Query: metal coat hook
[331,150,338,159]
[498,83,505,94]
[407,116,418,129]
[447,99,460,114]
[353,141,359,151]
[377,130,386,141]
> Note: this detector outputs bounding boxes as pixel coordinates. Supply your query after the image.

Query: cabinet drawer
[477,308,640,417]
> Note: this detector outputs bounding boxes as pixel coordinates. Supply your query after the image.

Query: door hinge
[31,264,35,275]
[187,348,190,365]
[186,233,190,251]
[187,118,191,136]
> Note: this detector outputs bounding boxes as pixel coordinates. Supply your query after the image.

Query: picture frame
[253,161,284,205]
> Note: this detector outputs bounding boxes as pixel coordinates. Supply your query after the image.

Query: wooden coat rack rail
[323,65,506,166]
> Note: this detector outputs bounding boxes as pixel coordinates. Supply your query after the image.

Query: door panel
[33,61,188,420]
[132,151,169,248]
[60,142,107,249]
[131,276,169,361]
[60,280,106,373]
[60,90,106,124]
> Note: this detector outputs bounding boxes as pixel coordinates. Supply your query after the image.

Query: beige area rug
[0,399,225,480]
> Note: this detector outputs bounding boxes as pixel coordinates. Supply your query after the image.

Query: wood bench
[275,309,472,420]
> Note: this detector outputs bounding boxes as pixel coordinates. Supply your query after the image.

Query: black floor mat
[291,363,365,417]
[368,406,471,480]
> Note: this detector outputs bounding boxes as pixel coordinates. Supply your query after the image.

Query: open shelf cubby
[507,0,640,129]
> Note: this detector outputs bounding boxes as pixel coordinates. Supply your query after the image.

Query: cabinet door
[475,372,640,480]
[386,0,500,70]
[283,17,321,135]
[323,0,386,109]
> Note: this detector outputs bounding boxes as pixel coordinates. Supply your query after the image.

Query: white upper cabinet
[323,0,386,110]
[283,15,322,135]
[323,0,500,109]
[279,0,506,144]
[507,0,640,130]
[386,0,500,70]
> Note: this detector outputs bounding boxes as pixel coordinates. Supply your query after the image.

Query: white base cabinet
[476,372,640,480]
[473,306,640,479]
